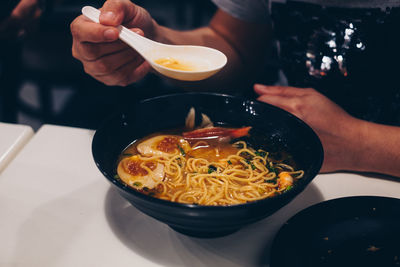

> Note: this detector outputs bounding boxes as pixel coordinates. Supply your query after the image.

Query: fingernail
[100,11,116,22]
[104,29,117,40]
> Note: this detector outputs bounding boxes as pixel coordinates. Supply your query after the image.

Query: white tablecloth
[0,124,399,267]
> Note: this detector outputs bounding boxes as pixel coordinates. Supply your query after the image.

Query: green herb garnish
[114,174,120,179]
[240,151,253,160]
[245,159,256,170]
[227,160,232,165]
[177,144,186,156]
[285,185,293,192]
[133,182,142,187]
[266,162,278,175]
[208,165,217,173]
[255,151,267,157]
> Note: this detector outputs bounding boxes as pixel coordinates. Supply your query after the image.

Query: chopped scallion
[285,185,293,192]
[177,144,186,156]
[208,165,217,173]
[245,159,256,170]
[266,162,278,175]
[255,151,267,157]
[133,182,142,187]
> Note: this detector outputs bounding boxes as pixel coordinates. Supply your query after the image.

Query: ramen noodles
[116,126,304,206]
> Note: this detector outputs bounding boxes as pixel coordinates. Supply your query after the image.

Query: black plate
[270,196,400,267]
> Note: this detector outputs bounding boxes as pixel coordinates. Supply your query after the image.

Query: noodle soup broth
[116,127,304,206]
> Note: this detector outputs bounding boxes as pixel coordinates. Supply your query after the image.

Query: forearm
[154,26,243,92]
[156,26,240,64]
[346,119,400,177]
[254,85,400,178]
[152,10,273,92]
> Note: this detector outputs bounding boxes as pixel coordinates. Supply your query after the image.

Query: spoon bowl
[82,6,227,81]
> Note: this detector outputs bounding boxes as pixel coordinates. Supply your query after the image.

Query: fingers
[9,0,42,30]
[75,40,126,61]
[72,27,144,62]
[71,21,150,86]
[257,94,290,112]
[11,0,39,19]
[92,61,151,86]
[254,84,309,97]
[71,15,119,43]
[70,0,153,86]
[71,14,121,63]
[100,0,139,26]
[255,85,308,118]
[71,0,141,43]
[83,48,141,76]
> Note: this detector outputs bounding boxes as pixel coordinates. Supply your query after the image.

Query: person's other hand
[254,84,364,173]
[0,0,43,39]
[70,0,157,86]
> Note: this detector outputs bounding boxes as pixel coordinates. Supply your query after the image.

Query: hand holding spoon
[82,6,227,81]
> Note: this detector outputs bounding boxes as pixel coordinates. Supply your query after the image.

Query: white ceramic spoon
[82,6,227,81]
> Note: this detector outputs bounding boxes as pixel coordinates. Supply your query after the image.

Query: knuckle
[95,61,110,74]
[102,79,114,86]
[104,75,122,86]
[290,99,303,113]
[118,79,130,87]
[70,18,80,38]
[71,47,78,59]
[114,72,131,86]
[94,75,111,86]
[105,0,123,10]
[71,43,77,58]
[83,66,91,76]
[85,60,106,75]
[80,43,99,61]
[114,0,125,7]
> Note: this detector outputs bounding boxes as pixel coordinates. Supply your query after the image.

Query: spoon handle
[81,6,155,56]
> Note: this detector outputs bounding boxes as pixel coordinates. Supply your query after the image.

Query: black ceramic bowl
[92,93,323,238]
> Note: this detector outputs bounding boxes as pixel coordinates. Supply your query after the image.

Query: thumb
[99,0,139,26]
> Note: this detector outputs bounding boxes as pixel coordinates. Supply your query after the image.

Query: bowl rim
[92,92,324,210]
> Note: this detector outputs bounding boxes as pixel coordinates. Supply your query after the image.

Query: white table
[0,124,399,267]
[0,122,34,173]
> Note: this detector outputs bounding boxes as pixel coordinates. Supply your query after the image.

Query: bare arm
[255,84,400,178]
[350,121,400,177]
[156,9,273,91]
